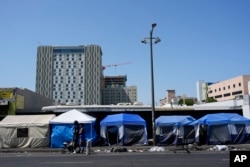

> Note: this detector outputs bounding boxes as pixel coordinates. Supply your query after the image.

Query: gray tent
[193,113,250,145]
[155,115,196,145]
[0,114,55,148]
[100,113,148,146]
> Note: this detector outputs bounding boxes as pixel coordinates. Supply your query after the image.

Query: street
[0,151,229,167]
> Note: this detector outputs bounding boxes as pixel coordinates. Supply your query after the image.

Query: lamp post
[141,23,161,146]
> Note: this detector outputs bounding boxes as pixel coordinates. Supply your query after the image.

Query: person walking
[72,120,80,154]
[79,124,86,153]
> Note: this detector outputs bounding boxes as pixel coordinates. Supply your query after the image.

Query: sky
[0,0,250,105]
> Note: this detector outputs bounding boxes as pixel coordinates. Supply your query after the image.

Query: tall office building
[36,45,102,105]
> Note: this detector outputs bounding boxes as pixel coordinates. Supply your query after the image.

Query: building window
[232,90,242,95]
[228,86,230,89]
[239,83,241,87]
[233,84,236,88]
[17,128,28,138]
[215,95,222,98]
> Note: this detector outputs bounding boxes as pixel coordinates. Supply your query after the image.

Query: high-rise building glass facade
[36,45,102,105]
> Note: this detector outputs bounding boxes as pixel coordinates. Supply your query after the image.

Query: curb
[1,144,250,153]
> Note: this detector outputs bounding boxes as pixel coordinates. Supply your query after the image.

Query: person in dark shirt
[79,124,86,153]
[72,120,79,154]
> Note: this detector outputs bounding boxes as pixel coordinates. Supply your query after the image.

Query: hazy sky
[1,0,250,105]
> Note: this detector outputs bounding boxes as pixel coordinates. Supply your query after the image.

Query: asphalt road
[0,151,230,167]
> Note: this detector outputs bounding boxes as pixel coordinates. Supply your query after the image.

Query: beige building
[207,75,250,101]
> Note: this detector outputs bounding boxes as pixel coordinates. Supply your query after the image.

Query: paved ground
[1,144,249,167]
[0,150,231,167]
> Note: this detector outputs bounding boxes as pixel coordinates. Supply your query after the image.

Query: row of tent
[156,113,250,145]
[0,109,250,148]
[0,109,147,148]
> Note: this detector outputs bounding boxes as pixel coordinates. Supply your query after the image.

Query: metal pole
[150,27,156,146]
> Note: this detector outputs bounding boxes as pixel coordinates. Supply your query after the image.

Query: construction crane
[102,61,133,71]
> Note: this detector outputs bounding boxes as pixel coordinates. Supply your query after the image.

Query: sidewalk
[1,144,250,154]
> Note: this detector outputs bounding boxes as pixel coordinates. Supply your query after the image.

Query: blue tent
[156,115,196,127]
[100,113,148,146]
[155,115,196,145]
[49,109,97,148]
[194,113,250,145]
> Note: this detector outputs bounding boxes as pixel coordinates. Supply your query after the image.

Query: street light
[141,23,161,146]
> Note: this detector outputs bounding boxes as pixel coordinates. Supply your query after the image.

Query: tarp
[49,109,97,148]
[49,109,96,124]
[100,113,148,146]
[194,113,250,145]
[155,115,196,145]
[0,114,56,148]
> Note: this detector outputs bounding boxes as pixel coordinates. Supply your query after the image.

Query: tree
[178,99,194,106]
[206,97,217,103]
